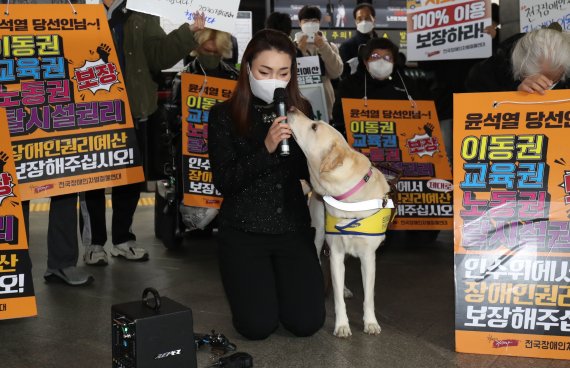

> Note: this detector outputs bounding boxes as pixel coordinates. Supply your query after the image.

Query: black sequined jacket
[208,98,312,234]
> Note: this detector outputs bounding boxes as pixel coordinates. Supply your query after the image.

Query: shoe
[44,266,94,286]
[83,245,108,266]
[110,240,149,261]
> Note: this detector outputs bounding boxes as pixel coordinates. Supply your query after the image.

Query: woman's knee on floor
[281,308,326,337]
[233,315,279,340]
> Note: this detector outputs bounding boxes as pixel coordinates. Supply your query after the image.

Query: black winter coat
[208,99,312,234]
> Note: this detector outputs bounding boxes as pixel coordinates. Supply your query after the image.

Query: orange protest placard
[181,73,236,208]
[454,90,570,360]
[342,98,453,230]
[1,5,144,200]
[0,108,37,320]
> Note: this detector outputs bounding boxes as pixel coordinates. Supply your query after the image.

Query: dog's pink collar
[333,167,373,201]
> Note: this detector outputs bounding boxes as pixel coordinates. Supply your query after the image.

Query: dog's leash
[372,162,402,212]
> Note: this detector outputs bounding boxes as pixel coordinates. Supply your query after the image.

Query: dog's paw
[334,324,352,338]
[364,322,382,335]
[343,286,354,299]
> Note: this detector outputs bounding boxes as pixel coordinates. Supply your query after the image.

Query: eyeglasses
[368,53,393,62]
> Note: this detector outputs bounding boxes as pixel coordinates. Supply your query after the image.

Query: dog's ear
[320,142,345,173]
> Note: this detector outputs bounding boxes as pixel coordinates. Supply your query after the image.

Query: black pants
[23,193,79,269]
[217,226,326,340]
[80,117,148,246]
[81,183,141,246]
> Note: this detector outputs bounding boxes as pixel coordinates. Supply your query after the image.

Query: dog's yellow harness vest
[325,208,395,236]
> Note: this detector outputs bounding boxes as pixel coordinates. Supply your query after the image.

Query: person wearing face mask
[333,37,422,136]
[176,29,239,95]
[165,29,239,236]
[339,2,377,78]
[294,5,343,121]
[208,29,325,340]
[187,29,239,78]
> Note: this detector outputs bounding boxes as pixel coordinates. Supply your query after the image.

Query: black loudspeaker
[112,288,197,368]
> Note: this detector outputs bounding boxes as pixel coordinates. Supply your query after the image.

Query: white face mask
[248,65,290,104]
[367,59,393,80]
[301,22,320,38]
[356,20,374,34]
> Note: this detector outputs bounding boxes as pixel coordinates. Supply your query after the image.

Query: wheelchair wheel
[160,205,183,249]
[154,190,162,240]
[154,184,183,249]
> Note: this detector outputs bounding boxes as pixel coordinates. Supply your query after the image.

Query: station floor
[0,194,568,368]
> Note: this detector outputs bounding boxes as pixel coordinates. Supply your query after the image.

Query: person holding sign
[332,37,421,136]
[208,29,325,340]
[185,29,239,80]
[294,5,343,121]
[80,0,206,265]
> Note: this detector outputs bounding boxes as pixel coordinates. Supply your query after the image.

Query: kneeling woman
[208,29,326,340]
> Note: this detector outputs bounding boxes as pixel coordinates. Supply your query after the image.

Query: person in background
[333,36,438,244]
[38,194,93,286]
[512,27,570,94]
[223,35,240,67]
[265,11,293,38]
[466,25,570,94]
[185,29,239,80]
[339,2,376,77]
[167,29,239,233]
[208,29,325,340]
[333,37,423,135]
[294,5,343,122]
[80,0,205,266]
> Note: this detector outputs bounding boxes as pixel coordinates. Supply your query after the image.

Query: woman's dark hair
[353,3,376,19]
[298,5,322,21]
[265,12,292,36]
[359,37,399,63]
[228,29,312,136]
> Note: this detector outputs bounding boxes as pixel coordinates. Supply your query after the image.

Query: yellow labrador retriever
[289,108,394,337]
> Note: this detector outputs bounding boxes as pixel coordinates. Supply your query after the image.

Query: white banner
[520,0,570,32]
[126,0,241,34]
[296,56,322,85]
[300,83,329,123]
[235,11,252,65]
[407,0,492,61]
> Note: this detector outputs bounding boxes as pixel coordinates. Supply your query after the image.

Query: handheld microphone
[273,87,289,156]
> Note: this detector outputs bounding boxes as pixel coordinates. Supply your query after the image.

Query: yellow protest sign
[1,5,144,200]
[342,98,453,230]
[0,107,36,320]
[454,90,570,360]
[181,74,236,208]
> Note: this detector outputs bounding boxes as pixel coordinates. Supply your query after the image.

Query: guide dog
[289,108,394,337]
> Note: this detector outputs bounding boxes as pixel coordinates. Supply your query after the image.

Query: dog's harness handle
[372,162,403,223]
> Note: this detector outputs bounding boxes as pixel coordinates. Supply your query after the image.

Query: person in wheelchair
[157,29,239,247]
[171,29,239,112]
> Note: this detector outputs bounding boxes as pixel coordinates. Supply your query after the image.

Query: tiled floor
[0,196,568,367]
